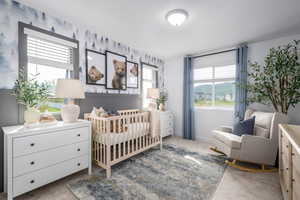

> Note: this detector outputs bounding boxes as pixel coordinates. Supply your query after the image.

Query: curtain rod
[191,48,238,59]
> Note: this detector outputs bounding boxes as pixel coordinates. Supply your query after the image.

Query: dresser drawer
[293,166,300,200]
[161,127,174,137]
[13,155,88,197]
[13,127,89,157]
[292,147,300,174]
[160,112,173,121]
[161,120,173,130]
[13,141,89,177]
[280,159,290,191]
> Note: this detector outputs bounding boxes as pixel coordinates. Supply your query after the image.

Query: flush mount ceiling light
[166,9,189,26]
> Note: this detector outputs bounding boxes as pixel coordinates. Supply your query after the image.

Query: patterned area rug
[68,144,226,200]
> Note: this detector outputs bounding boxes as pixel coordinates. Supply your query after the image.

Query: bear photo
[106,51,127,90]
[86,49,106,85]
[112,60,126,89]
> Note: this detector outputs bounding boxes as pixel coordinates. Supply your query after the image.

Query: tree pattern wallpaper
[0,0,165,94]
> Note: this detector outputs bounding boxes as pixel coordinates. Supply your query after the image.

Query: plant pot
[24,107,40,124]
[159,103,165,111]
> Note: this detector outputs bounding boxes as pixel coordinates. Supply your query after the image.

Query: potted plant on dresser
[12,78,51,124]
[157,90,168,111]
[247,40,300,119]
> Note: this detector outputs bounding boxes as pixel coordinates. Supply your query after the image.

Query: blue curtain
[234,45,248,120]
[183,57,195,140]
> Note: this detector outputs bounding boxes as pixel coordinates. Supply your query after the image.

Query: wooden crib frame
[84,109,162,178]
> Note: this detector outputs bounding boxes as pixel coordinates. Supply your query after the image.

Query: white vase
[159,103,165,111]
[24,107,40,124]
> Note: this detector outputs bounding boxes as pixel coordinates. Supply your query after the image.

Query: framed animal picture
[86,49,106,85]
[105,51,127,90]
[127,61,139,88]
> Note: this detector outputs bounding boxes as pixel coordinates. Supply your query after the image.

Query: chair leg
[210,147,225,155]
[225,160,277,173]
[106,167,111,178]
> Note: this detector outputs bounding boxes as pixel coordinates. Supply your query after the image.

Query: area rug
[68,144,226,200]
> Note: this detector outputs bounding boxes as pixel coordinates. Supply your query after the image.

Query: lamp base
[61,103,80,123]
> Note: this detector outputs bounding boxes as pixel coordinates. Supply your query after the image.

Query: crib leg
[106,167,111,178]
[160,137,163,151]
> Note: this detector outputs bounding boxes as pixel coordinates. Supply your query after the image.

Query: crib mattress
[93,122,150,145]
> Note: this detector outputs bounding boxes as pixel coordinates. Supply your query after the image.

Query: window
[193,51,236,109]
[22,24,78,113]
[142,63,158,108]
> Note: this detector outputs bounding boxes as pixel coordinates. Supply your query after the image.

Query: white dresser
[279,124,300,200]
[3,120,92,200]
[160,111,174,138]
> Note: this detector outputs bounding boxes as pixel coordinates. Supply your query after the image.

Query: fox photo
[106,51,127,90]
[127,61,139,88]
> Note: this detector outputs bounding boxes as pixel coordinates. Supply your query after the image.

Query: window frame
[193,65,236,110]
[18,22,80,119]
[141,62,158,108]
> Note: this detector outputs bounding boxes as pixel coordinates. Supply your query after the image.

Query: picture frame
[105,50,127,90]
[126,61,139,88]
[85,49,106,86]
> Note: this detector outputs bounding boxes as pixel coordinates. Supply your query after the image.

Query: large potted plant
[247,40,300,116]
[12,78,51,124]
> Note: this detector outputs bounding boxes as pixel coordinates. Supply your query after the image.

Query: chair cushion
[233,116,255,136]
[214,131,242,149]
[248,111,274,138]
[254,126,269,138]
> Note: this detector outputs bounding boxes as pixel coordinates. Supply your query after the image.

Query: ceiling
[17,0,300,59]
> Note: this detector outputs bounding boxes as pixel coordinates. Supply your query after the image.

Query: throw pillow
[233,116,255,136]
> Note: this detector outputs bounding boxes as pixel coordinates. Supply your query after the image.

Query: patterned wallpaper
[0,0,165,94]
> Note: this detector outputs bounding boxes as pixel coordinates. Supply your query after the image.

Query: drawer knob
[30,143,35,147]
[77,148,81,152]
[30,180,35,184]
[286,145,289,148]
[30,161,35,165]
[77,134,81,137]
[292,178,295,182]
[292,153,295,156]
[77,163,81,166]
[286,168,289,170]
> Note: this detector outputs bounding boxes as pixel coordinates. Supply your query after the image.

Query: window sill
[194,107,234,111]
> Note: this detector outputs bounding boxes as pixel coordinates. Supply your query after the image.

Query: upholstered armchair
[212,109,287,170]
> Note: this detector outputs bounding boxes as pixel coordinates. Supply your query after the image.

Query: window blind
[193,50,236,69]
[25,28,77,70]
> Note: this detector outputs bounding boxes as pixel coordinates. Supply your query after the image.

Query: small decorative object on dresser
[55,79,85,122]
[279,124,300,200]
[157,90,168,111]
[3,120,92,200]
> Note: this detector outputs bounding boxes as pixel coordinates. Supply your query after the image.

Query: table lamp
[55,79,85,122]
[147,88,159,110]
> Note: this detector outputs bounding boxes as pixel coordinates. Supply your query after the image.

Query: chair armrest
[241,135,270,146]
[219,126,233,133]
[240,135,275,165]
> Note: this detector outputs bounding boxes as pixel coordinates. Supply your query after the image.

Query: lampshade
[147,88,159,99]
[55,79,85,99]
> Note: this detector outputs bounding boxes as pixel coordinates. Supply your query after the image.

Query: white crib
[84,109,161,178]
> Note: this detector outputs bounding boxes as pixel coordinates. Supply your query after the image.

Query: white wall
[165,33,300,141]
[194,109,234,142]
[165,56,184,137]
[248,33,300,124]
